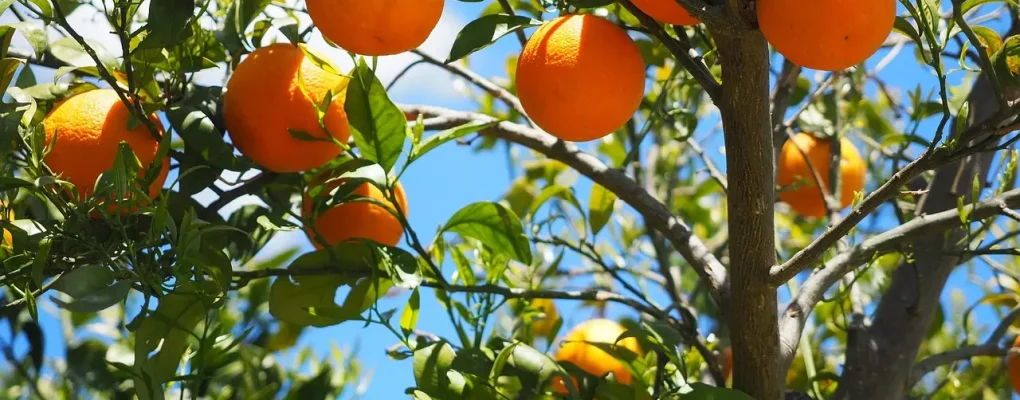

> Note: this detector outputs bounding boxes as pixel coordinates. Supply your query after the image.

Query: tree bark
[713,27,780,399]
[834,56,1017,400]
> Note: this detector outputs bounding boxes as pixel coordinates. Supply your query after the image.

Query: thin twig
[618,0,722,102]
[496,0,528,46]
[909,307,1020,385]
[410,50,531,122]
[400,104,730,305]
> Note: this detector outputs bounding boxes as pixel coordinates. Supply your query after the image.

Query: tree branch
[399,104,729,304]
[908,307,1020,386]
[778,188,1020,369]
[618,0,722,102]
[769,128,1013,286]
[410,50,530,123]
[233,267,668,327]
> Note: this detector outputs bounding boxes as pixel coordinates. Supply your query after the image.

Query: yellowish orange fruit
[302,179,408,249]
[529,298,561,337]
[41,89,168,205]
[1009,335,1020,394]
[553,318,642,392]
[306,0,445,56]
[516,14,646,142]
[224,43,350,173]
[777,132,866,218]
[722,347,732,382]
[757,0,896,71]
[631,0,700,25]
[1,203,12,252]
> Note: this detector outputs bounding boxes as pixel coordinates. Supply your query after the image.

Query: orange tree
[3,0,1020,399]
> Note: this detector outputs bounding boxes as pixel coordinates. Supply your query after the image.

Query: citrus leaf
[345,58,406,173]
[441,201,532,264]
[588,183,617,236]
[133,291,208,400]
[146,0,194,47]
[446,14,541,63]
[411,120,497,161]
[400,288,420,335]
[52,280,131,313]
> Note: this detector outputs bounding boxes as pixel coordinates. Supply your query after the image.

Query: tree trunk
[834,66,1015,399]
[713,26,781,400]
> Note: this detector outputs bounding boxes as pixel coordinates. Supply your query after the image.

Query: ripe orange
[1009,335,1020,394]
[516,14,646,142]
[306,0,444,56]
[1,203,12,252]
[757,0,895,71]
[302,179,408,249]
[529,298,561,337]
[41,89,168,204]
[631,0,700,26]
[721,347,732,381]
[777,132,866,218]
[553,318,642,392]
[224,43,350,173]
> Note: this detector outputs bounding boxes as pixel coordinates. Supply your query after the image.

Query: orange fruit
[1,203,12,252]
[777,132,866,218]
[631,0,700,25]
[1008,336,1020,394]
[516,14,646,142]
[302,179,408,249]
[306,0,444,56]
[41,89,168,205]
[721,347,732,381]
[224,43,350,173]
[757,0,895,71]
[553,318,642,392]
[529,298,561,337]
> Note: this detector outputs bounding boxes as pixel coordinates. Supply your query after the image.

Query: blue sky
[1,1,1017,399]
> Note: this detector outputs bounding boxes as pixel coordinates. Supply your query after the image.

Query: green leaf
[504,341,569,390]
[441,201,532,265]
[679,383,755,399]
[411,120,497,161]
[50,264,116,298]
[48,36,111,67]
[0,176,33,191]
[220,0,271,53]
[0,58,23,92]
[446,14,542,63]
[413,340,459,396]
[269,242,411,326]
[345,58,407,172]
[588,184,616,236]
[21,321,43,372]
[52,280,131,313]
[30,236,50,287]
[147,0,195,47]
[166,106,247,170]
[133,291,208,400]
[8,22,46,57]
[400,288,421,335]
[961,0,1006,15]
[595,381,636,400]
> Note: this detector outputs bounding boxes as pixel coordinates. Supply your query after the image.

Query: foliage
[1,0,1020,399]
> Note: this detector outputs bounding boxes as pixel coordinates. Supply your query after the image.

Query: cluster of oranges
[37,2,439,248]
[33,0,885,252]
[517,0,894,143]
[512,1,878,216]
